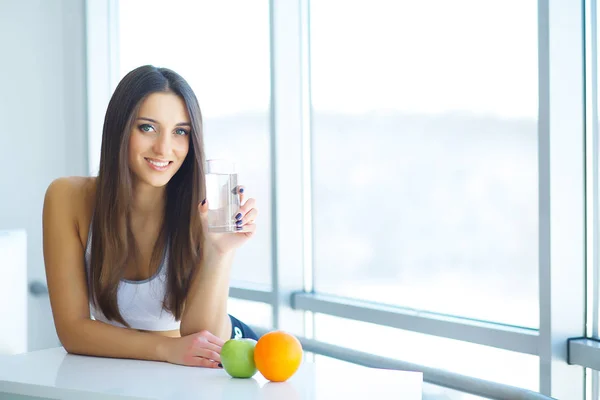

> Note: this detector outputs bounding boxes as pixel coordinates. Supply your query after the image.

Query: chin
[132,171,174,188]
[147,176,173,188]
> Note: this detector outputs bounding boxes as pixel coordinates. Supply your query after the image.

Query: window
[227,298,272,330]
[310,0,539,328]
[117,0,272,285]
[315,314,538,391]
[85,0,590,398]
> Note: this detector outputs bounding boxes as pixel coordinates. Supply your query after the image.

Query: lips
[145,157,172,171]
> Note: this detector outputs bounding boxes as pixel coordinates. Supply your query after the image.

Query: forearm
[180,249,234,340]
[61,318,171,362]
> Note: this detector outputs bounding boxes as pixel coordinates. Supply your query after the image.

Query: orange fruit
[253,330,303,382]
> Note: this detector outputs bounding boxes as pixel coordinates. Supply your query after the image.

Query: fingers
[237,185,245,205]
[240,208,258,226]
[239,223,256,235]
[198,198,208,214]
[193,348,221,363]
[198,330,226,347]
[236,198,256,218]
[185,355,221,368]
[192,336,222,355]
[234,197,257,232]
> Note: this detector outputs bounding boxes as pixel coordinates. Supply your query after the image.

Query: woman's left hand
[198,186,258,255]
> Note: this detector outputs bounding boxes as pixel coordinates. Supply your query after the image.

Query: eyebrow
[137,117,191,127]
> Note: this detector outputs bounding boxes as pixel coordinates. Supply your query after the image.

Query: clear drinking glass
[205,159,241,233]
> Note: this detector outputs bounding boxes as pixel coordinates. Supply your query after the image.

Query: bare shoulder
[46,175,95,193]
[44,176,97,243]
[45,176,96,211]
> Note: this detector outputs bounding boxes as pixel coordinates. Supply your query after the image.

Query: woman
[42,65,258,369]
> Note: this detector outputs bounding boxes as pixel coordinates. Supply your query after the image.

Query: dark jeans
[229,314,259,340]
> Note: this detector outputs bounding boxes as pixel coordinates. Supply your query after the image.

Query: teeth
[147,159,169,167]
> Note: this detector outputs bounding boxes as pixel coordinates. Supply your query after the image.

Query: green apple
[220,338,258,378]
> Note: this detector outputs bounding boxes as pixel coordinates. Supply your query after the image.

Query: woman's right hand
[159,330,225,368]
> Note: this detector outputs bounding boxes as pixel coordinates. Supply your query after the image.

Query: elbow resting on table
[59,333,81,356]
[56,322,84,355]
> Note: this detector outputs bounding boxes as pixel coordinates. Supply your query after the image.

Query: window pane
[117,0,272,285]
[315,314,539,391]
[589,369,597,400]
[227,298,273,330]
[310,0,539,327]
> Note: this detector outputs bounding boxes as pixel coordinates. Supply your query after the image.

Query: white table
[0,347,423,399]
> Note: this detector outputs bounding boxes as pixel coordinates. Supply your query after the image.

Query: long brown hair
[89,65,206,327]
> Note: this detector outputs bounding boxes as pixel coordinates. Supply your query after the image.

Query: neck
[131,181,166,220]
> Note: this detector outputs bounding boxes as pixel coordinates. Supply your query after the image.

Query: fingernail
[201,199,206,206]
[235,213,242,220]
[239,187,244,194]
[218,363,223,368]
[236,219,243,226]
[236,225,243,231]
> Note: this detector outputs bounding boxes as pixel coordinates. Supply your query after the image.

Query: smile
[145,157,173,171]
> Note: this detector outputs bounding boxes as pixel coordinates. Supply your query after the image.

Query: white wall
[0,0,88,351]
[0,230,27,354]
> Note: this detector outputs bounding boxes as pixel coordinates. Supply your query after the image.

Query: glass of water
[205,159,242,233]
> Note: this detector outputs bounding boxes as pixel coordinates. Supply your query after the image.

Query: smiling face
[128,92,191,188]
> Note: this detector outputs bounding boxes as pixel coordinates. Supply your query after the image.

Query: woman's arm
[179,247,234,341]
[43,178,222,367]
[180,196,259,341]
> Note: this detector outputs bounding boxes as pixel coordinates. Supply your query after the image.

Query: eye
[175,128,189,136]
[138,124,155,133]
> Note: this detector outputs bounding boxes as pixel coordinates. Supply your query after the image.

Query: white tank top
[84,222,181,331]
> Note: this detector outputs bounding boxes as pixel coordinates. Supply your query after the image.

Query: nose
[152,132,172,157]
